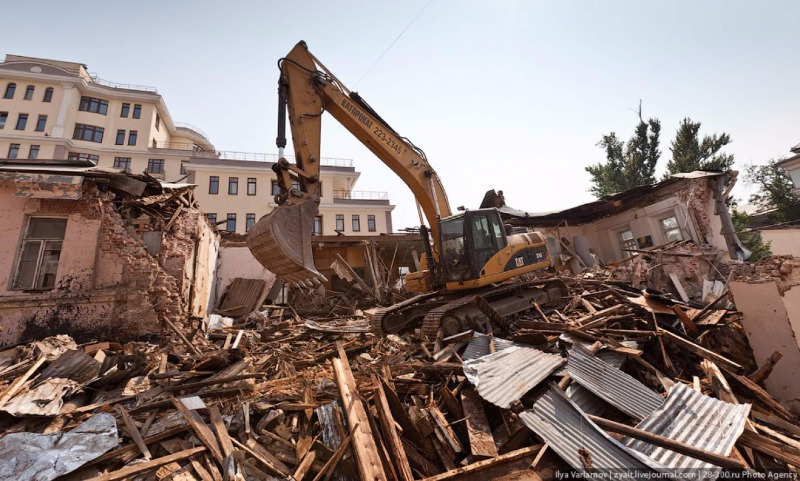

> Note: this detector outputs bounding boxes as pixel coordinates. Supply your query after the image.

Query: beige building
[0,54,394,235]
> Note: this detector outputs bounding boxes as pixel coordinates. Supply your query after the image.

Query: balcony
[88,73,158,93]
[333,190,390,205]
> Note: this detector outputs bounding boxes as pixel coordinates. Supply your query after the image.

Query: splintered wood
[0,252,799,479]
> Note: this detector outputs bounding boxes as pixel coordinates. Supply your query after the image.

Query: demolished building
[0,158,218,347]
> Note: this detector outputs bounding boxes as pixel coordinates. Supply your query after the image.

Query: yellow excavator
[247,41,567,337]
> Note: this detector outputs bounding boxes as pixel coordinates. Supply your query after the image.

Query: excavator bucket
[246,199,326,285]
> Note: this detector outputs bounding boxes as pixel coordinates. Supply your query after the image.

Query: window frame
[73,123,104,143]
[120,103,130,118]
[335,214,345,232]
[78,96,109,115]
[115,129,125,145]
[367,215,376,232]
[4,83,16,99]
[12,216,67,291]
[68,152,100,163]
[147,159,165,174]
[132,104,141,119]
[28,145,40,160]
[209,176,220,194]
[313,215,322,236]
[206,213,217,225]
[228,177,239,195]
[0,111,7,129]
[246,213,256,232]
[226,213,236,232]
[247,177,257,195]
[35,114,47,132]
[15,113,28,130]
[659,215,683,243]
[24,85,34,100]
[352,214,361,232]
[8,143,20,159]
[42,87,53,103]
[113,157,131,172]
[128,130,138,146]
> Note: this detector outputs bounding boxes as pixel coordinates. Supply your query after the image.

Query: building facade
[0,54,394,235]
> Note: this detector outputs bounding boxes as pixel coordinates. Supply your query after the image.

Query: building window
[24,85,35,100]
[228,177,238,195]
[335,214,345,232]
[28,145,39,160]
[206,213,217,225]
[313,216,322,236]
[4,83,16,99]
[8,143,20,159]
[78,96,109,115]
[271,179,301,196]
[209,176,219,194]
[226,213,236,232]
[246,213,256,232]
[35,115,47,132]
[73,123,104,143]
[619,229,636,255]
[155,114,160,131]
[68,152,99,163]
[352,215,361,232]
[132,104,141,119]
[368,215,376,232]
[113,157,131,172]
[13,217,67,290]
[0,112,7,129]
[121,103,130,117]
[128,130,138,146]
[147,159,165,174]
[660,216,683,243]
[115,129,125,145]
[16,113,28,130]
[247,177,256,195]
[43,87,53,103]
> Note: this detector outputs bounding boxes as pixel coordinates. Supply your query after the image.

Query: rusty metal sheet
[624,382,751,470]
[463,346,564,409]
[568,343,664,420]
[520,387,664,472]
[37,348,101,386]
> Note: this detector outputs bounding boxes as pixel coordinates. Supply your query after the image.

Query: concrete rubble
[0,237,799,480]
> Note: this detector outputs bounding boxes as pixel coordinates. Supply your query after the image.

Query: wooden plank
[85,447,206,481]
[427,405,463,455]
[669,273,690,302]
[293,450,317,481]
[738,429,800,467]
[659,329,744,374]
[171,398,224,463]
[721,366,795,422]
[671,305,699,337]
[748,351,783,384]
[208,405,234,458]
[373,376,414,481]
[461,386,498,459]
[0,355,45,406]
[311,432,353,481]
[118,406,152,460]
[332,343,388,481]
[587,415,746,469]
[232,437,292,477]
[420,445,540,481]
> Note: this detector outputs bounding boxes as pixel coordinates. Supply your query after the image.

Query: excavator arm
[248,41,451,285]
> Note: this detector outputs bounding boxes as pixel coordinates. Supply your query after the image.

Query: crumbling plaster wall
[0,181,212,347]
[215,244,276,307]
[761,229,800,257]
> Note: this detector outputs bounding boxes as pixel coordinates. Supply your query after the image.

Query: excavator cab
[439,209,508,283]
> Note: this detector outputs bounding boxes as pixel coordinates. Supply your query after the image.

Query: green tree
[586,113,661,197]
[745,160,800,223]
[730,208,771,261]
[664,118,734,177]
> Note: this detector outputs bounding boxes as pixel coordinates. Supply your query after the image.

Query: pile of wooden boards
[0,270,799,480]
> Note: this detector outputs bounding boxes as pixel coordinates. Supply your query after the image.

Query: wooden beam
[748,351,783,384]
[587,415,746,469]
[419,445,541,481]
[738,429,800,467]
[373,376,414,481]
[0,355,46,406]
[461,386,498,459]
[171,398,224,463]
[721,367,795,422]
[659,329,744,374]
[118,406,152,460]
[208,405,234,458]
[85,447,206,481]
[332,343,387,481]
[671,305,699,337]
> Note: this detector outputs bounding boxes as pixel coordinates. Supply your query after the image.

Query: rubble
[1,251,800,479]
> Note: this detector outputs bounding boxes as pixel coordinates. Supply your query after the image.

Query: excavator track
[367,291,443,335]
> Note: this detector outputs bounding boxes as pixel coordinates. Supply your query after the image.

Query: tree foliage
[731,209,771,261]
[745,160,800,223]
[586,116,661,197]
[664,118,734,176]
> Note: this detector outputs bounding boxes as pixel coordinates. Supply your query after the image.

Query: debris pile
[0,270,799,480]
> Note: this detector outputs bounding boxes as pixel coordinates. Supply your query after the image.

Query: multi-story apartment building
[0,54,394,235]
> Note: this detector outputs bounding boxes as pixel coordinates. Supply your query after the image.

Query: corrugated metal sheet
[1,378,81,416]
[520,387,664,472]
[461,334,521,361]
[37,349,101,386]
[463,346,564,409]
[566,384,616,417]
[568,343,664,420]
[624,382,751,470]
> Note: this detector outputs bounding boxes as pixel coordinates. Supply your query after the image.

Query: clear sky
[5,0,799,229]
